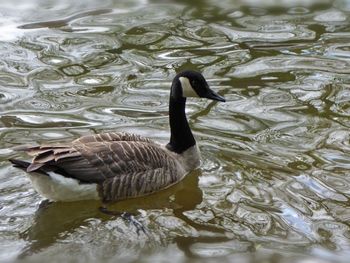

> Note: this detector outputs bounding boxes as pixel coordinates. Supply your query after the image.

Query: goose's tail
[9,158,31,170]
[9,158,48,176]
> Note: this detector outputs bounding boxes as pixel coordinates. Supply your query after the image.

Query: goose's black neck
[166,96,196,154]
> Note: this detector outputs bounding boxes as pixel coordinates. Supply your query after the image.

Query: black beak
[206,89,225,102]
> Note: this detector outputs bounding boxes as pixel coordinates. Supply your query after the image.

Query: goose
[9,70,225,206]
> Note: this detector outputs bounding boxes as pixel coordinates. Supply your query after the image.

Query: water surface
[1,0,350,262]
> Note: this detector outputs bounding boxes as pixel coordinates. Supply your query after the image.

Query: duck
[9,70,225,205]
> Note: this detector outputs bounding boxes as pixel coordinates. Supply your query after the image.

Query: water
[0,0,350,262]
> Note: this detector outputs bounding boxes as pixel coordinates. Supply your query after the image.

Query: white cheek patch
[179,77,199,98]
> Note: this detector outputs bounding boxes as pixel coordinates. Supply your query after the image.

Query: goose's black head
[171,70,225,102]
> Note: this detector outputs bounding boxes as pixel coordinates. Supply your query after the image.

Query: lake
[1,0,350,262]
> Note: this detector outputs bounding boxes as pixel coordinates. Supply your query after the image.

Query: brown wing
[21,132,180,193]
[24,143,106,183]
[24,131,154,171]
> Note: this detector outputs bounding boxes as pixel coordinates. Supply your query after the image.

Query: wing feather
[74,132,153,144]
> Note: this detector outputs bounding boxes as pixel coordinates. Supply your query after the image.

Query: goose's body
[12,132,199,202]
[9,70,224,203]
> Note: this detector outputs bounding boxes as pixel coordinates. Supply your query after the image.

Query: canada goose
[9,70,225,205]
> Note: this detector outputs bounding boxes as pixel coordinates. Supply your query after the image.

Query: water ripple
[276,203,317,241]
[0,71,27,87]
[211,22,315,43]
[230,55,350,77]
[59,64,89,76]
[0,113,101,129]
[189,240,252,257]
[83,51,119,68]
[150,36,203,50]
[314,10,347,23]
[122,32,165,46]
[75,75,112,85]
[40,55,72,66]
[295,174,347,202]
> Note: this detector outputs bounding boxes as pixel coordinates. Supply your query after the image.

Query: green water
[1,0,350,262]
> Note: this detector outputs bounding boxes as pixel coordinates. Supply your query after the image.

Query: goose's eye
[191,80,196,87]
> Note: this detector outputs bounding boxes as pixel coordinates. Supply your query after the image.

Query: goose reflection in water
[18,169,203,259]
